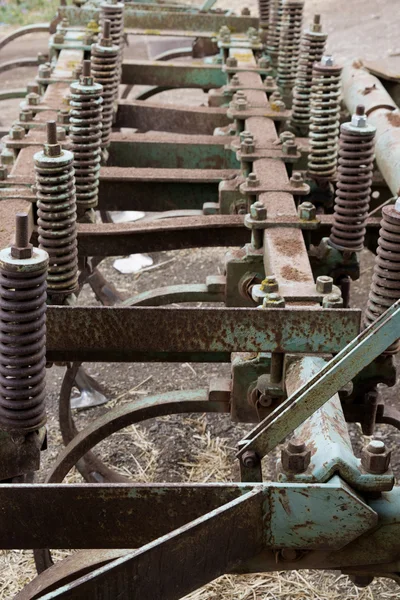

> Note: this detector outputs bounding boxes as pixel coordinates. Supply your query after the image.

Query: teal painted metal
[121,60,226,90]
[108,140,239,169]
[238,300,400,460]
[277,357,394,492]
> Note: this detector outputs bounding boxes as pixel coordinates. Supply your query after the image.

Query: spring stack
[34,121,79,303]
[277,0,304,99]
[329,105,376,253]
[100,0,125,74]
[0,214,48,432]
[290,15,327,133]
[307,55,342,182]
[364,199,400,353]
[69,60,103,217]
[266,0,283,68]
[258,0,271,30]
[91,19,119,157]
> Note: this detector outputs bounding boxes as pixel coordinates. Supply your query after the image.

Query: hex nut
[1,149,15,166]
[290,172,304,187]
[260,275,278,293]
[19,109,33,122]
[57,126,67,141]
[281,438,311,473]
[258,57,270,69]
[282,140,297,155]
[298,201,316,221]
[246,173,260,187]
[231,74,240,86]
[235,98,248,111]
[262,293,285,308]
[361,440,391,474]
[322,293,343,308]
[54,32,65,44]
[57,109,70,124]
[39,64,51,78]
[226,56,238,68]
[9,126,25,140]
[241,138,255,154]
[250,201,266,220]
[251,284,268,304]
[27,92,40,106]
[316,275,333,294]
[241,450,260,469]
[241,6,251,15]
[0,165,8,180]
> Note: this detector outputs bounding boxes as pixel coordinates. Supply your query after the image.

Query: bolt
[250,201,266,220]
[27,92,40,106]
[280,131,295,144]
[241,450,259,469]
[231,74,240,86]
[361,440,391,474]
[57,126,67,141]
[310,13,322,33]
[241,137,255,154]
[316,275,333,294]
[235,98,248,111]
[272,100,286,113]
[239,130,252,143]
[81,59,93,85]
[21,100,35,121]
[57,108,70,124]
[281,438,311,473]
[270,91,282,102]
[258,56,271,69]
[321,54,334,67]
[290,172,304,188]
[322,293,344,308]
[241,6,251,15]
[9,125,25,140]
[260,275,279,292]
[1,148,15,166]
[44,121,62,158]
[38,63,51,78]
[264,76,276,88]
[298,201,316,221]
[246,172,260,187]
[262,293,285,307]
[37,52,46,65]
[226,56,238,68]
[100,19,113,47]
[351,104,368,128]
[11,213,33,260]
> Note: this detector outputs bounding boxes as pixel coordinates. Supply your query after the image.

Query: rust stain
[387,112,400,127]
[362,84,377,96]
[352,60,363,69]
[281,265,308,282]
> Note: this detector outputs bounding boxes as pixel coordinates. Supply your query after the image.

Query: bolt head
[260,275,278,292]
[281,440,311,474]
[280,131,295,143]
[282,140,297,155]
[262,293,285,307]
[321,54,334,67]
[39,64,51,78]
[19,109,33,122]
[241,450,259,469]
[231,74,240,86]
[241,138,255,154]
[289,172,304,187]
[27,92,40,106]
[246,173,259,187]
[241,6,251,15]
[316,275,333,294]
[361,441,391,474]
[250,201,266,220]
[9,125,25,140]
[351,112,367,128]
[298,201,316,221]
[235,98,248,111]
[322,293,344,308]
[57,109,70,124]
[11,244,33,260]
[226,56,238,68]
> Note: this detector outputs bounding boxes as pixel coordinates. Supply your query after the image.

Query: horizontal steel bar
[124,11,257,34]
[121,60,226,89]
[46,306,361,362]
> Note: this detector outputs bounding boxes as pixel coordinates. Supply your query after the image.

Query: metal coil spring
[277,0,304,90]
[364,205,400,353]
[91,43,119,149]
[35,153,79,297]
[0,263,47,432]
[308,60,342,181]
[258,0,271,23]
[266,0,282,67]
[329,123,375,252]
[69,74,103,211]
[291,18,327,129]
[100,2,124,66]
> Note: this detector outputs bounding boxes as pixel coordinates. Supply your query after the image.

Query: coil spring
[266,0,282,67]
[0,254,47,432]
[308,60,342,181]
[364,205,400,353]
[329,121,375,252]
[100,2,124,66]
[291,19,327,129]
[69,75,103,212]
[277,0,304,90]
[91,41,119,150]
[258,0,271,24]
[35,150,79,298]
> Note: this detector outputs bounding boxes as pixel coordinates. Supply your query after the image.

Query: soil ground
[0,0,400,598]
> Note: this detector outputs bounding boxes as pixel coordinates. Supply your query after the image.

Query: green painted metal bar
[238,300,400,460]
[45,306,361,363]
[121,60,226,89]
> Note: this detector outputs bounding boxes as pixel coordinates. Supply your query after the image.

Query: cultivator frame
[1,0,400,598]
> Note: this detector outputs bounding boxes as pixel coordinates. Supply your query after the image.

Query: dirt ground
[1,0,400,598]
